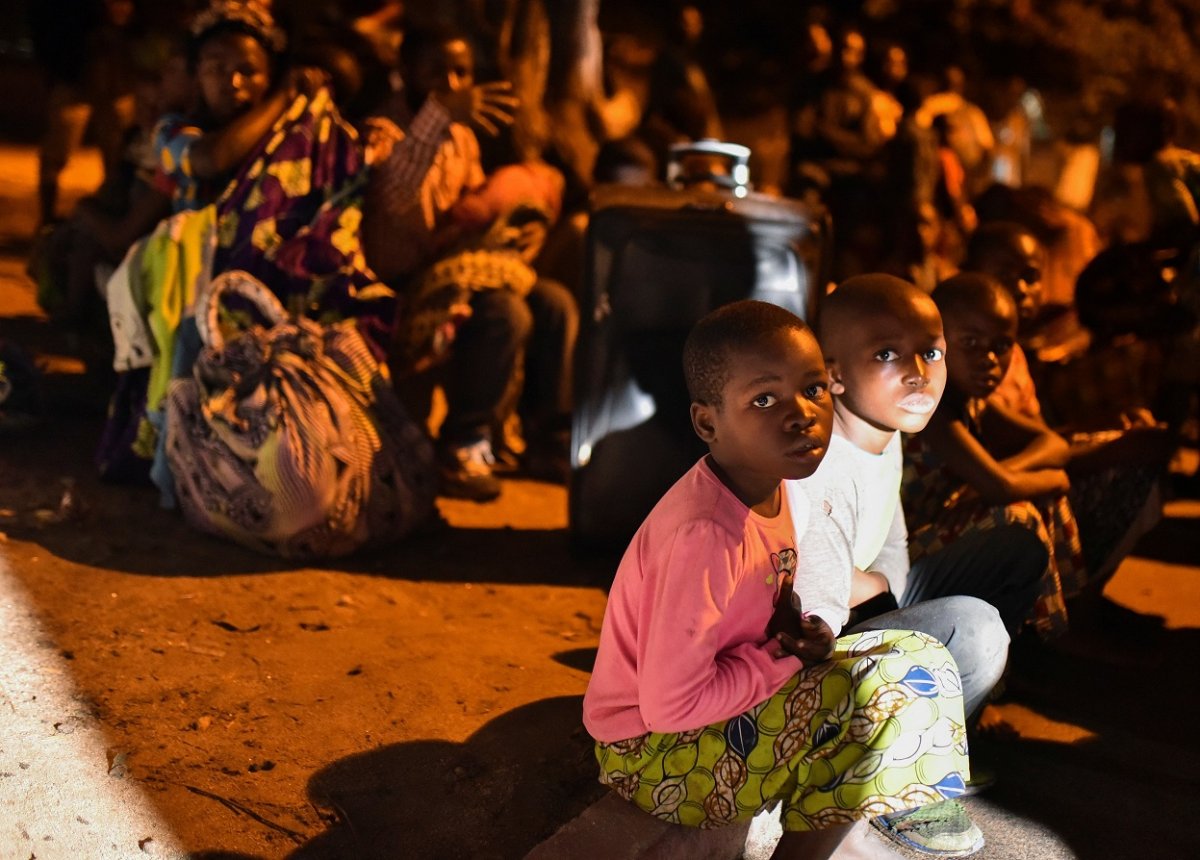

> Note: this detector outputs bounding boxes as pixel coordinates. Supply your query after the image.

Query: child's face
[828,295,947,435]
[197,32,272,125]
[411,39,475,103]
[695,327,834,492]
[943,298,1019,399]
[986,234,1045,325]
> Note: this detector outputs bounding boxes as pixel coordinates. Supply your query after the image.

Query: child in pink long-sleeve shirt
[583,300,973,859]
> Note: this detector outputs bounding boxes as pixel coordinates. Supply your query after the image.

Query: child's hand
[766,572,803,640]
[772,615,836,664]
[435,81,519,136]
[766,574,835,663]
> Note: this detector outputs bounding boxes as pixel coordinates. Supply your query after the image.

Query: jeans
[846,524,1047,718]
[848,596,1008,719]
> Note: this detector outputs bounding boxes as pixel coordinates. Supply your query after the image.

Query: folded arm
[924,409,1071,504]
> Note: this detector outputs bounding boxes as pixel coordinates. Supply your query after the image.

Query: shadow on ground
[2,442,617,586]
[972,590,1200,858]
[1124,512,1200,566]
[288,695,606,860]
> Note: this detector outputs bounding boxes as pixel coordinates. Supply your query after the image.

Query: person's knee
[471,288,533,344]
[943,596,1009,688]
[528,278,579,336]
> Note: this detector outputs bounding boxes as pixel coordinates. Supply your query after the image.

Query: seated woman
[98,0,396,493]
[902,273,1087,639]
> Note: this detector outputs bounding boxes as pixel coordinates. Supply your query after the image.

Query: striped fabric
[166,272,437,559]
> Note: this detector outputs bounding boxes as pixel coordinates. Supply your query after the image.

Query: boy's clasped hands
[767,572,835,663]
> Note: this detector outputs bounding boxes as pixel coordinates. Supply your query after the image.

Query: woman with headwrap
[99,0,399,499]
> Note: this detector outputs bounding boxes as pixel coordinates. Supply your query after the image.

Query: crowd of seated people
[28,1,1198,551]
[17,3,1199,855]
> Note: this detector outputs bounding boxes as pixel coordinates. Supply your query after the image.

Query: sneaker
[439,438,502,502]
[871,800,984,856]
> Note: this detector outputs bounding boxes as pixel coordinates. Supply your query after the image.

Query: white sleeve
[785,480,853,636]
[870,501,911,601]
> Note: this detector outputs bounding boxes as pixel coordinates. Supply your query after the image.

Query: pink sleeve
[637,521,801,734]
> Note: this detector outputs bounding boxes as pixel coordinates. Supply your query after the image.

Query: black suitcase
[569,146,829,548]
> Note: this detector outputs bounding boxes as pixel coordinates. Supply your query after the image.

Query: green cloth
[596,629,969,832]
[142,204,217,415]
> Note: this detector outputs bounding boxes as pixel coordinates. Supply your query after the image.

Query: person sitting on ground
[972,183,1103,311]
[584,300,973,860]
[98,0,398,490]
[966,228,1172,602]
[788,274,1043,851]
[151,2,327,214]
[809,24,898,278]
[390,125,575,477]
[1090,96,1200,248]
[963,220,1090,367]
[363,24,578,501]
[793,273,1041,657]
[902,274,1087,640]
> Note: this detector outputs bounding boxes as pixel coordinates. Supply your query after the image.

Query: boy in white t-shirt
[790,274,1045,713]
[787,274,1045,852]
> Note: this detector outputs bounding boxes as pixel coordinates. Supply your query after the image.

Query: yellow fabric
[142,204,217,414]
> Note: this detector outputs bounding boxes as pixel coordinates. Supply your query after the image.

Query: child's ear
[691,402,718,443]
[826,360,846,396]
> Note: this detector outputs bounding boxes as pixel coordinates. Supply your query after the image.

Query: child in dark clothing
[903,274,1086,639]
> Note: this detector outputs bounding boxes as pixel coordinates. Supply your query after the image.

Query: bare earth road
[1,144,1198,860]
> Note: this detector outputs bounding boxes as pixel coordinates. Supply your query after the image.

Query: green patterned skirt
[595,629,969,832]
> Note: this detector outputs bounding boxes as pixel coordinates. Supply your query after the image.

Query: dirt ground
[0,144,614,859]
[3,144,1200,860]
[0,415,614,859]
[0,303,620,859]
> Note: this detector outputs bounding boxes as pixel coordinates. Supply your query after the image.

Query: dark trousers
[903,524,1049,636]
[846,524,1048,718]
[439,278,577,447]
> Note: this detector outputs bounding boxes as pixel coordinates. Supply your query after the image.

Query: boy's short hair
[816,273,920,350]
[683,300,809,407]
[931,272,1015,320]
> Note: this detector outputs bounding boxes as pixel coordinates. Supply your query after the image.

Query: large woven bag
[165,271,437,558]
